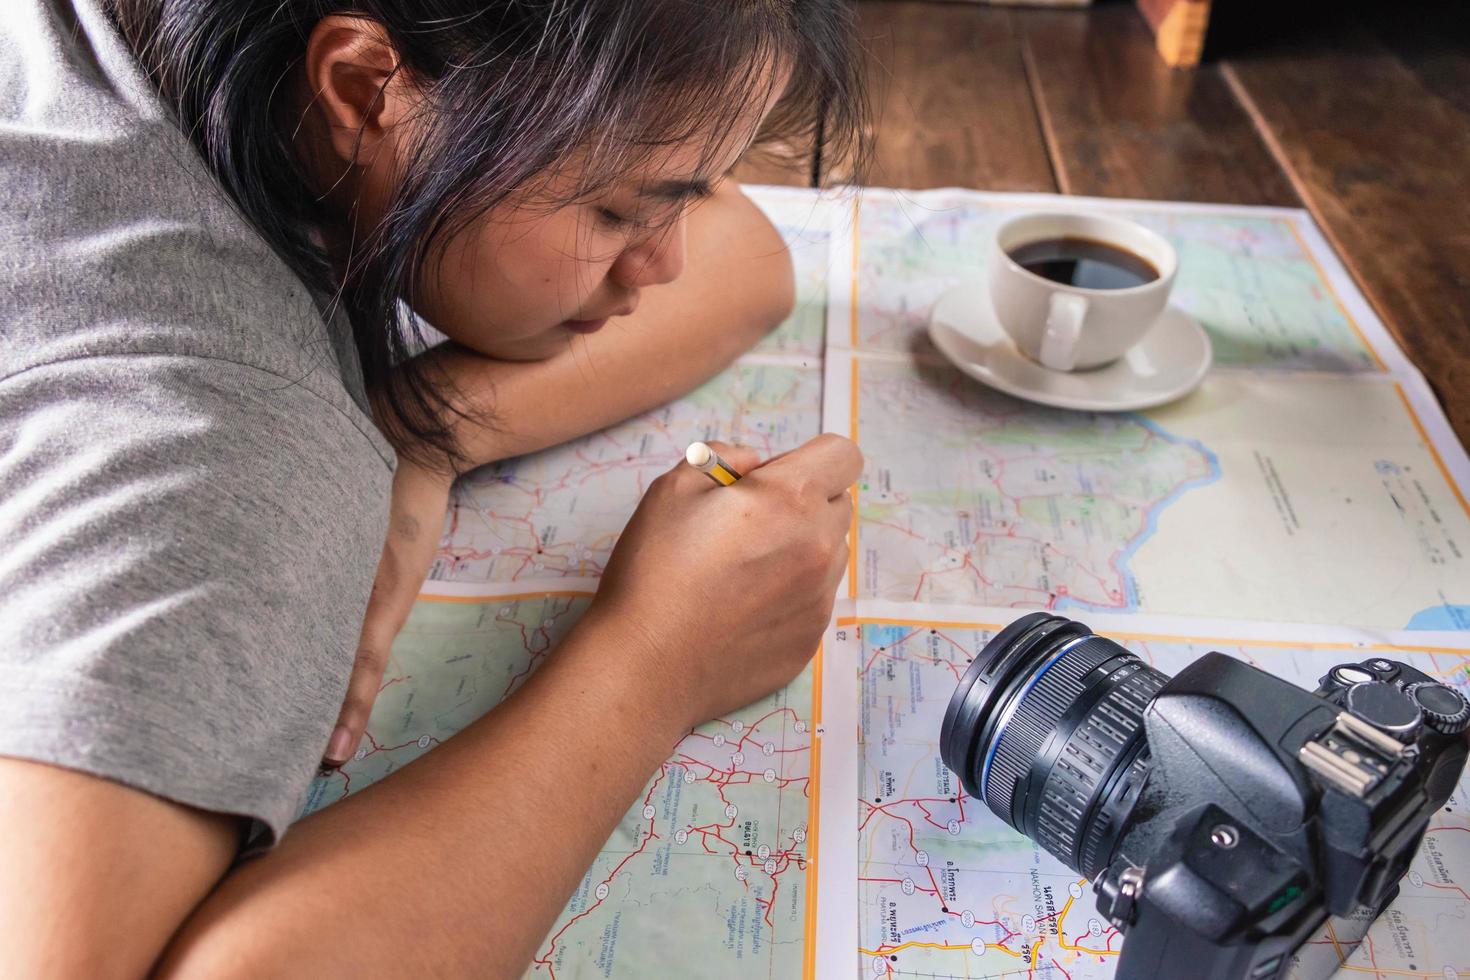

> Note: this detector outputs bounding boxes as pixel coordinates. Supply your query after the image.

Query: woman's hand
[318,181,795,763]
[321,430,859,764]
[323,459,453,766]
[589,434,862,731]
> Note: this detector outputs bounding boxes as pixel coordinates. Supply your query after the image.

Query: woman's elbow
[752,240,797,337]
[695,182,798,341]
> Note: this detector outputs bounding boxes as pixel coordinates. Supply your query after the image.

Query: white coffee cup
[988,212,1179,372]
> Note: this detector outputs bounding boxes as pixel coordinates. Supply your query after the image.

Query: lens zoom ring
[985,637,1132,821]
[1036,664,1166,867]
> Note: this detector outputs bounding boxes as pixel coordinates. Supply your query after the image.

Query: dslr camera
[940,613,1468,980]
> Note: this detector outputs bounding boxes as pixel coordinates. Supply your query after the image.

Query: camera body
[1090,652,1466,980]
[940,614,1469,980]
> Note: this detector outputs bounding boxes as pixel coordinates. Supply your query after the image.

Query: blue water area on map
[863,623,928,654]
[1406,604,1470,631]
[1055,413,1223,615]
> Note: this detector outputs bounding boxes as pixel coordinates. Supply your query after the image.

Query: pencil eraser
[686,442,712,467]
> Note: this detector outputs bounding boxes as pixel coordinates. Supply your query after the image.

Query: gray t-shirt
[0,0,395,843]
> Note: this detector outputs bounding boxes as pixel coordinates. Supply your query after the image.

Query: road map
[831,189,1397,375]
[304,585,823,980]
[747,187,837,361]
[431,362,821,585]
[834,355,1470,629]
[831,606,1470,980]
[825,188,1470,632]
[297,186,1470,977]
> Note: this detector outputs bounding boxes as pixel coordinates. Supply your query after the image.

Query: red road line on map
[1423,880,1470,901]
[859,796,976,921]
[535,768,668,976]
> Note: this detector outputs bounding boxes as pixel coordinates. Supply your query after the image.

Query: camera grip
[1112,910,1294,980]
[1101,801,1327,980]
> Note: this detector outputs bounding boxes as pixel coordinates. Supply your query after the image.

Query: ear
[303,15,416,167]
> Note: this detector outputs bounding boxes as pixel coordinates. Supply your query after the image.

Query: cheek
[491,214,620,318]
[410,207,624,354]
[538,220,623,300]
[532,249,615,308]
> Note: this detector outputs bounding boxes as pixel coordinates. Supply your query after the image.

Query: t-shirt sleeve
[0,353,392,845]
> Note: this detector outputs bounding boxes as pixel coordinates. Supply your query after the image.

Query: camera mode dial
[1403,682,1470,735]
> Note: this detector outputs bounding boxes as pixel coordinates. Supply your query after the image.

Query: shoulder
[0,0,383,450]
[0,352,393,841]
[0,1,397,845]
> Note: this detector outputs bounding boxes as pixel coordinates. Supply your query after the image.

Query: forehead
[507,57,790,213]
[607,56,792,193]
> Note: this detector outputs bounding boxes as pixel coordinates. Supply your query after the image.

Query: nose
[613,216,686,289]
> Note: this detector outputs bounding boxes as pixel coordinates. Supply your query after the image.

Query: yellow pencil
[685,441,742,486]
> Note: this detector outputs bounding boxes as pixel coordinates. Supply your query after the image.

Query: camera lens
[940,613,1169,878]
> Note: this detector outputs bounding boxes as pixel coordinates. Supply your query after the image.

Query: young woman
[0,0,864,975]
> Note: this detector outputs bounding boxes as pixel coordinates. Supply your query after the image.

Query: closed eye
[596,207,632,230]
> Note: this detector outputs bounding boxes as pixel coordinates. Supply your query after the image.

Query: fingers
[324,561,405,766]
[826,486,855,538]
[323,464,450,767]
[665,440,763,491]
[701,441,762,476]
[326,643,390,767]
[822,534,850,596]
[761,433,864,500]
[666,436,862,502]
[825,491,854,575]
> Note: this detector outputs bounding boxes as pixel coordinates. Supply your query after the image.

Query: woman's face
[410,134,757,362]
[340,66,789,362]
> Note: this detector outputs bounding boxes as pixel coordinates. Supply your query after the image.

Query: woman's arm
[0,613,685,979]
[323,178,798,764]
[420,178,796,468]
[0,759,237,980]
[0,436,860,978]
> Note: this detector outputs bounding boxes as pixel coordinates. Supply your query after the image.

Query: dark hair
[106,0,867,467]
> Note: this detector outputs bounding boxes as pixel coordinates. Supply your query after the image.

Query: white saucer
[927,281,1213,412]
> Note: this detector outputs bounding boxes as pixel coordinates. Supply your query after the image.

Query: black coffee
[1007,236,1159,290]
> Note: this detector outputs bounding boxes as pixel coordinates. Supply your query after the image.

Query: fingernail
[325,725,356,764]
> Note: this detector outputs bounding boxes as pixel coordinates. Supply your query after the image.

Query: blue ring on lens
[979,635,1089,803]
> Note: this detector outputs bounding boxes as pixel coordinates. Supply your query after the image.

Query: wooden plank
[1224,46,1470,443]
[1357,5,1470,122]
[850,1,1056,191]
[1018,3,1295,205]
[1394,45,1470,122]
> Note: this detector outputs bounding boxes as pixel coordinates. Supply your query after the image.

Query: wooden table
[737,0,1470,445]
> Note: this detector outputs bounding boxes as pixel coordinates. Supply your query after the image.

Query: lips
[563,317,609,335]
[562,300,638,335]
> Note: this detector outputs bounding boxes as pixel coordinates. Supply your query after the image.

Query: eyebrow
[636,178,716,203]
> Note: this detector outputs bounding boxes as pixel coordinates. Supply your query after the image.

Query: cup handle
[1040,293,1087,372]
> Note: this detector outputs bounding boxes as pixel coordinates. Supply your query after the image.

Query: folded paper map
[303,186,1470,979]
